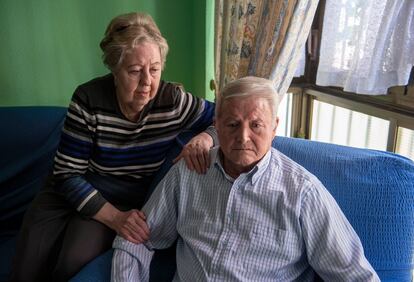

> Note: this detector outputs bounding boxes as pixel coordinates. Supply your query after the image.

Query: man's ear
[273,117,279,136]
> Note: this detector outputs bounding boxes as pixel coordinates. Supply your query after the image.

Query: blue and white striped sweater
[52,74,215,216]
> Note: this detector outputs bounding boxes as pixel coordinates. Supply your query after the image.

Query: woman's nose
[141,69,151,86]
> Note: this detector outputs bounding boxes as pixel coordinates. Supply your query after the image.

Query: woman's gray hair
[100,12,169,71]
[215,76,280,122]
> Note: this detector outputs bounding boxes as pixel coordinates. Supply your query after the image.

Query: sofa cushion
[273,136,414,281]
[69,249,113,282]
[0,106,67,281]
[0,237,16,282]
[0,106,66,236]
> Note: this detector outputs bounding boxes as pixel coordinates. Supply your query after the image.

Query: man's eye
[228,123,238,128]
[150,68,160,73]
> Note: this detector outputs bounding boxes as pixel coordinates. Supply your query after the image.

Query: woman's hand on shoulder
[93,203,149,244]
[173,132,213,174]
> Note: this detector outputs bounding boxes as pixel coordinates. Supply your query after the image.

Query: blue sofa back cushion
[273,137,414,281]
[0,106,67,281]
[0,106,67,236]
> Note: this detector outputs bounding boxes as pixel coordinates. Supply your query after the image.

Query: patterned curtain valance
[215,0,318,96]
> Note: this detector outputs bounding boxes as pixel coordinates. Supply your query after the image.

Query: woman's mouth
[136,91,150,96]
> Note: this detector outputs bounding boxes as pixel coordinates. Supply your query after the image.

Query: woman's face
[113,42,162,119]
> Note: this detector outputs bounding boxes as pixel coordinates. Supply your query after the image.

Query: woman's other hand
[93,203,150,244]
[173,132,213,174]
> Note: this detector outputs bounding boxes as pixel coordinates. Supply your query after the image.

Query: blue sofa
[1,106,413,281]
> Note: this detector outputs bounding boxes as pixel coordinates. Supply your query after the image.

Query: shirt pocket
[243,224,301,273]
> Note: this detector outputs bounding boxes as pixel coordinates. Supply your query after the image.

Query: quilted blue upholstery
[0,107,66,282]
[0,107,66,236]
[0,107,413,282]
[273,137,414,281]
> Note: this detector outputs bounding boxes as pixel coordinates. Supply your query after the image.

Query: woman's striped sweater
[52,74,215,217]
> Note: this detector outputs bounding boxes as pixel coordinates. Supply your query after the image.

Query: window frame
[303,87,414,152]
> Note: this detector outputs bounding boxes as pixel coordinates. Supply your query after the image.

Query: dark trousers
[9,184,115,282]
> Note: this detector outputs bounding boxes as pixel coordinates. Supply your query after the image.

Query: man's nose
[236,125,250,143]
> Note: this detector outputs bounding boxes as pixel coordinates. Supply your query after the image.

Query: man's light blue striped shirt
[112,147,379,281]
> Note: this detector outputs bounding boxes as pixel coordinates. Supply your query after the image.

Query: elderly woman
[10,12,215,281]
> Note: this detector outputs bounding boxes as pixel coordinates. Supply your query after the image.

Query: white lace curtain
[316,0,414,95]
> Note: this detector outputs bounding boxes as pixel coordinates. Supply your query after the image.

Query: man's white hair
[215,76,279,123]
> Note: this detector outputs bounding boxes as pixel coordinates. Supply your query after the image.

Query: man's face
[215,96,278,177]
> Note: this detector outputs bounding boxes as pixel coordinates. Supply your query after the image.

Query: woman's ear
[112,73,118,86]
[111,67,120,86]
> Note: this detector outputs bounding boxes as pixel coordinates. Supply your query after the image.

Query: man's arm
[112,237,153,282]
[111,164,182,281]
[301,179,380,282]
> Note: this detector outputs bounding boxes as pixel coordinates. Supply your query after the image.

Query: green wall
[0,0,215,106]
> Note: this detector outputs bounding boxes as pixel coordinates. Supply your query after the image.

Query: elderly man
[112,76,379,281]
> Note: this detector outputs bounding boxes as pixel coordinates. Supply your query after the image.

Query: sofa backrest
[0,106,67,236]
[273,136,414,281]
[1,107,413,281]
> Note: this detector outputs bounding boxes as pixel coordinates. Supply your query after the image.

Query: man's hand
[93,203,150,244]
[173,132,213,174]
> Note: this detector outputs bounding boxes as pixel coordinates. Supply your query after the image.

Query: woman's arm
[93,202,149,244]
[53,92,105,217]
[171,86,217,174]
[173,131,214,174]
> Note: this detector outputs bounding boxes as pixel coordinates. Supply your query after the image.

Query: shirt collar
[211,146,272,184]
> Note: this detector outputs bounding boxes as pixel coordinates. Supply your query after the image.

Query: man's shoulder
[169,149,221,188]
[268,147,322,186]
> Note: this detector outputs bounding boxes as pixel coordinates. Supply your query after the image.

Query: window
[310,100,389,150]
[277,93,293,137]
[396,127,414,160]
[297,88,414,159]
[284,0,414,161]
